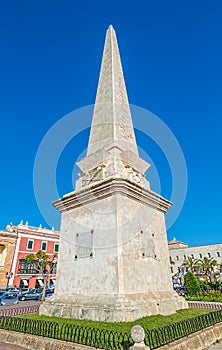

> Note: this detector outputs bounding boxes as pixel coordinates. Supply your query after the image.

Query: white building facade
[168,238,222,278]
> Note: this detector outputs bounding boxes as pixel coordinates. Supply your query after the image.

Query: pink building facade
[7,222,59,289]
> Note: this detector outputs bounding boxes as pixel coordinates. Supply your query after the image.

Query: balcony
[18,268,38,275]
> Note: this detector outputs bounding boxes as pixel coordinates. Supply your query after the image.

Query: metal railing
[188,301,222,310]
[145,310,222,349]
[0,309,221,349]
[17,268,37,274]
[0,317,131,350]
[0,303,41,317]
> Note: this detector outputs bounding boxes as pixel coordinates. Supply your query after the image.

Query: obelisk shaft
[87,25,138,156]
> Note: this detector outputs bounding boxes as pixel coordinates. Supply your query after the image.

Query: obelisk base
[39,292,188,322]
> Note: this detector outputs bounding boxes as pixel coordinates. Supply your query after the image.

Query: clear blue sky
[0,0,221,246]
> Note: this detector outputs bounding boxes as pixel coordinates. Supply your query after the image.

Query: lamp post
[5,272,13,287]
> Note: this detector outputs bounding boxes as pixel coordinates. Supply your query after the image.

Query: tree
[182,257,199,273]
[184,271,201,296]
[25,250,51,301]
[198,257,218,282]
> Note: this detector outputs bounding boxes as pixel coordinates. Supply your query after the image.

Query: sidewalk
[209,341,222,349]
[0,343,26,349]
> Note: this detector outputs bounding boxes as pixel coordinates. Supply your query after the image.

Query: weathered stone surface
[76,25,150,192]
[87,25,138,157]
[40,291,186,321]
[0,330,96,350]
[40,178,187,321]
[130,325,150,350]
[0,342,26,349]
[131,325,145,343]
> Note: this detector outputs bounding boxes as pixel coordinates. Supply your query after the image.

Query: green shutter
[27,240,33,249]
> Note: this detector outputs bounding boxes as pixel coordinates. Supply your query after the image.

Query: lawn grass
[18,308,212,332]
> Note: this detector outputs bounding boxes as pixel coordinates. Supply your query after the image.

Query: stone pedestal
[40,291,186,322]
[40,179,187,321]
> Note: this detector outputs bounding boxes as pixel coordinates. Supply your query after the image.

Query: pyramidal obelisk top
[87,25,138,156]
[77,25,149,190]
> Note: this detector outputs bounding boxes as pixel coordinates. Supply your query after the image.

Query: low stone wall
[0,329,96,350]
[157,322,222,350]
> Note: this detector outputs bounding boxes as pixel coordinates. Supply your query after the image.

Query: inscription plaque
[76,230,93,259]
[141,231,155,258]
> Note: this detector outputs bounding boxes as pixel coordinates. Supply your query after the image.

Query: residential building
[8,221,59,289]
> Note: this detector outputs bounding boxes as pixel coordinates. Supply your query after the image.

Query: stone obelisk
[40,25,187,321]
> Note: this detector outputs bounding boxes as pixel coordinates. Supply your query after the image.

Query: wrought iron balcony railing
[17,268,38,275]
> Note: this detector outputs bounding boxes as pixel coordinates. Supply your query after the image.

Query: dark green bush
[184,272,201,296]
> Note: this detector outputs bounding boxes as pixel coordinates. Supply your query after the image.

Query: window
[191,254,194,259]
[199,253,202,258]
[41,242,47,251]
[54,243,59,253]
[176,256,179,261]
[208,252,211,258]
[217,252,220,257]
[184,255,186,260]
[170,267,173,273]
[27,240,33,250]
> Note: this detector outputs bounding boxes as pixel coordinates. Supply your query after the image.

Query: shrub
[199,280,222,292]
[184,272,201,296]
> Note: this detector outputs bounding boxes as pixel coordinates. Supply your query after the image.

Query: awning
[22,280,28,286]
[38,280,44,287]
